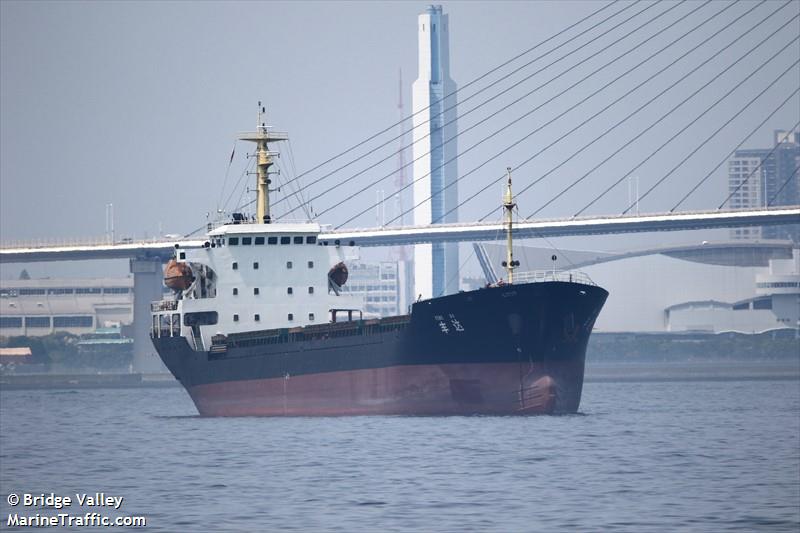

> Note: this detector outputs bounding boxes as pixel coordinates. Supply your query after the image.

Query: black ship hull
[152,281,608,416]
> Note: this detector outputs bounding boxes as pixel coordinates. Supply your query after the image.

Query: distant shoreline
[585,360,800,382]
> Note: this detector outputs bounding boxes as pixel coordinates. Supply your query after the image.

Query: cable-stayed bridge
[1,207,797,263]
[5,0,798,260]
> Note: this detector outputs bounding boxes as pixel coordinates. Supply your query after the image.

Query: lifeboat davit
[164,259,194,291]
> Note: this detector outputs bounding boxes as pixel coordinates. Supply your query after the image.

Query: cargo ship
[150,112,608,415]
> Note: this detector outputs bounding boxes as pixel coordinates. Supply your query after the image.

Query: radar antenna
[239,102,289,224]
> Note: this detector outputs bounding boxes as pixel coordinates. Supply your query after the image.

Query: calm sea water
[1,373,798,532]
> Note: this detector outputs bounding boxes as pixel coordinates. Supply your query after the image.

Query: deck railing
[511,270,596,286]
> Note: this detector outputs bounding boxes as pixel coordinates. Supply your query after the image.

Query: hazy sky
[1,0,798,278]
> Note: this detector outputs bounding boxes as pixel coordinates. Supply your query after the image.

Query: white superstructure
[412,4,459,300]
[154,223,361,350]
[150,116,363,350]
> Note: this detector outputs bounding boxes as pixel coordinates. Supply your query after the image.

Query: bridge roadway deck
[0,207,797,263]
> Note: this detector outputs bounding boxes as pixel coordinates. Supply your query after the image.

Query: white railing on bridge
[0,235,175,250]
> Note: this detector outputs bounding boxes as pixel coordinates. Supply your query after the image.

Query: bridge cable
[282,140,312,219]
[525,22,799,218]
[273,159,307,220]
[275,0,669,218]
[273,0,627,190]
[331,0,728,228]
[232,2,639,218]
[272,0,651,212]
[670,91,800,212]
[273,143,312,220]
[576,59,800,218]
[437,247,478,298]
[768,164,800,207]
[620,66,799,215]
[411,0,781,226]
[514,205,579,269]
[719,117,800,209]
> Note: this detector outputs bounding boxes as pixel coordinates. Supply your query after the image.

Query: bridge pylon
[129,257,167,373]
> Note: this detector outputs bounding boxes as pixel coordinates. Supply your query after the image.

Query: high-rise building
[729,129,800,241]
[412,5,459,299]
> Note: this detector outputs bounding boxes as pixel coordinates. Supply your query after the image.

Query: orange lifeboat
[328,262,348,287]
[164,259,194,291]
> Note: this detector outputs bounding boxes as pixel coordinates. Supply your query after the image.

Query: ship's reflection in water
[1,367,798,532]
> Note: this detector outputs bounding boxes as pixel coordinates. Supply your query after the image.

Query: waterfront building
[0,277,133,337]
[658,249,798,333]
[412,4,459,299]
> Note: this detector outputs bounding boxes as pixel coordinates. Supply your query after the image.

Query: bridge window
[294,236,303,244]
[0,316,22,328]
[268,237,278,245]
[48,288,74,295]
[280,236,291,245]
[184,311,218,326]
[757,282,799,288]
[53,316,93,327]
[159,314,170,337]
[753,298,772,310]
[104,288,130,294]
[229,237,239,246]
[255,236,265,245]
[306,236,317,244]
[732,302,750,311]
[19,289,46,296]
[242,237,252,245]
[25,316,51,328]
[171,313,180,336]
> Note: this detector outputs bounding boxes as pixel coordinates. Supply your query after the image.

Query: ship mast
[502,167,519,283]
[239,102,289,224]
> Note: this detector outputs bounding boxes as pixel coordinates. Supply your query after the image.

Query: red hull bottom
[187,362,585,416]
